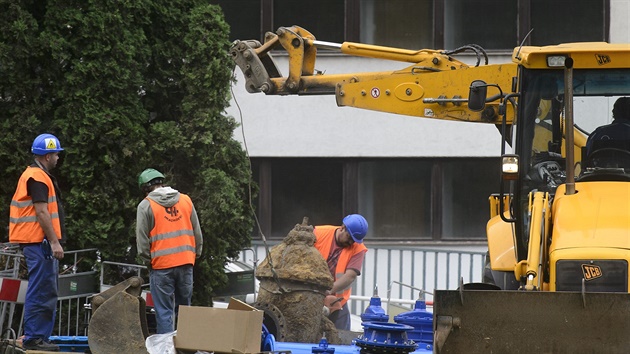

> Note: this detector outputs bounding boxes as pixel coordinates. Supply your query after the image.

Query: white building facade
[220,0,630,303]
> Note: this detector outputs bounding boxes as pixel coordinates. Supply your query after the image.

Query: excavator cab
[437,52,630,353]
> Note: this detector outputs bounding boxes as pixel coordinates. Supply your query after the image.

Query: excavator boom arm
[230,25,515,124]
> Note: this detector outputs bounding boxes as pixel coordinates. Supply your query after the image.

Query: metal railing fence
[0,247,98,338]
[243,241,487,316]
[0,243,486,337]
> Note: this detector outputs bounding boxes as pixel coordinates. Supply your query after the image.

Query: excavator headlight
[502,154,519,180]
[547,55,569,67]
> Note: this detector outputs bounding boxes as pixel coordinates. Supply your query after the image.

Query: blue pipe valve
[393,299,434,346]
[361,294,389,323]
[312,335,335,354]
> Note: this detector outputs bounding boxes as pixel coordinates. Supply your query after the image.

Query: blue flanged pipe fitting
[354,322,417,354]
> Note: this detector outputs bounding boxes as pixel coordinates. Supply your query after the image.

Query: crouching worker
[314,214,368,330]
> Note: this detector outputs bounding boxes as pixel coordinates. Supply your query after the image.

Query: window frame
[218,0,609,50]
[251,157,500,242]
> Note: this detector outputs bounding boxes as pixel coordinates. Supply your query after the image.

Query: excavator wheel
[253,301,287,342]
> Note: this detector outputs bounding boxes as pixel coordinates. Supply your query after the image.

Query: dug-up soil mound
[255,218,340,344]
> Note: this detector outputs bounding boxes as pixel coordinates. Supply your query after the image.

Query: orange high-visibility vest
[9,166,61,243]
[314,225,367,307]
[147,194,196,269]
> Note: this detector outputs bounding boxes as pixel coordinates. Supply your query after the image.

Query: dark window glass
[441,158,500,239]
[358,160,433,240]
[211,0,262,42]
[360,0,434,49]
[270,159,343,237]
[530,0,605,45]
[273,0,345,43]
[258,157,501,241]
[444,0,517,49]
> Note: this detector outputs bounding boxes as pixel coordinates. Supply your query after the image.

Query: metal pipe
[423,98,468,104]
[564,58,576,195]
[312,40,342,51]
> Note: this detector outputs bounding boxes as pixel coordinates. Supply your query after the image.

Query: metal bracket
[434,316,461,354]
[582,278,587,308]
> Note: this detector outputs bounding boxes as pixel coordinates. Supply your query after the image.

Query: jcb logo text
[581,264,602,280]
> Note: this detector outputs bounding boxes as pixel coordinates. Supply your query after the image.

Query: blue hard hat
[343,214,368,243]
[31,134,64,155]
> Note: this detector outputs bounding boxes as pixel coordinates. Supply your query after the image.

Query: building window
[440,159,500,239]
[269,159,343,237]
[252,157,499,242]
[215,0,608,51]
[530,0,606,45]
[273,0,346,44]
[211,0,347,43]
[210,0,262,42]
[358,160,433,239]
[360,0,434,49]
[444,0,518,49]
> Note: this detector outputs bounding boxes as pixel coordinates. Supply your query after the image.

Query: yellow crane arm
[230,25,515,124]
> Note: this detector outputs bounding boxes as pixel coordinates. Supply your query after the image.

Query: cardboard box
[175,298,263,353]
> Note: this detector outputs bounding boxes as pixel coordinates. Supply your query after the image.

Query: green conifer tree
[0,0,255,305]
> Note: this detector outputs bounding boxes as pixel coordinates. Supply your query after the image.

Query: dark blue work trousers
[149,264,193,334]
[22,244,58,343]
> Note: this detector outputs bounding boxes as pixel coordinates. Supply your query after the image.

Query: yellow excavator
[231,26,630,353]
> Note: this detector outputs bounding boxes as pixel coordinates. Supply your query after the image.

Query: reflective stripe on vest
[9,167,61,243]
[147,195,196,269]
[314,225,367,307]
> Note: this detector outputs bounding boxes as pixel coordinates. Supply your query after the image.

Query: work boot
[22,338,60,351]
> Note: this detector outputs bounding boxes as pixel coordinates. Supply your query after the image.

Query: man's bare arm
[33,202,64,259]
[330,269,358,294]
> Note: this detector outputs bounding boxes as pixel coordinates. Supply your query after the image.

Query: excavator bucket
[88,276,149,354]
[433,289,630,354]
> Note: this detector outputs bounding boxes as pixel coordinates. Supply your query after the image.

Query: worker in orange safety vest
[136,168,203,334]
[9,133,66,352]
[314,214,368,330]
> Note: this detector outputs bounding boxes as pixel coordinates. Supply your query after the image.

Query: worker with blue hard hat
[9,133,66,351]
[313,214,369,330]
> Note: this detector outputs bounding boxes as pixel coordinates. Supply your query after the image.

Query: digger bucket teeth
[88,276,149,354]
